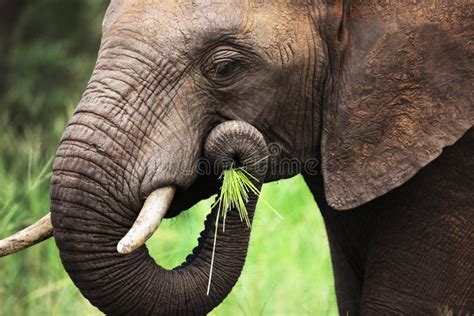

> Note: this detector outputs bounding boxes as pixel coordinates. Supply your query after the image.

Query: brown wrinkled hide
[322,1,473,209]
[307,128,474,315]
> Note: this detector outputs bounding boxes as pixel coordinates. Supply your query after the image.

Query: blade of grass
[206,206,220,295]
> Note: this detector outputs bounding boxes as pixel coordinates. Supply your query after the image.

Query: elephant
[1,0,473,315]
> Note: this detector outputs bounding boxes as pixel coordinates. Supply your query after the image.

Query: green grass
[214,167,260,230]
[0,132,337,315]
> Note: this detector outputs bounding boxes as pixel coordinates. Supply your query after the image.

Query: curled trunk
[51,121,268,315]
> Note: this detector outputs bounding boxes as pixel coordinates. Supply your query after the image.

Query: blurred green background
[0,1,336,315]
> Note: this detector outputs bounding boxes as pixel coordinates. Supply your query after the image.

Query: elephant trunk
[51,120,268,315]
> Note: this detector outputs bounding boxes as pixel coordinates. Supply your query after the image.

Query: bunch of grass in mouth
[206,165,283,295]
[215,167,259,231]
[207,166,259,295]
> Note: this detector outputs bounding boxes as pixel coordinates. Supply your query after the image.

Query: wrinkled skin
[48,0,473,315]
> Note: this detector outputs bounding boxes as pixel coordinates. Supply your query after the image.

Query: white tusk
[117,187,176,254]
[0,213,53,257]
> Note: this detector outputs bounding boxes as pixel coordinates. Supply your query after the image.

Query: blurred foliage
[1,0,106,138]
[0,1,337,315]
[0,1,110,315]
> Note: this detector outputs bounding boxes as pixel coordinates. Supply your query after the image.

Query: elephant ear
[321,1,473,210]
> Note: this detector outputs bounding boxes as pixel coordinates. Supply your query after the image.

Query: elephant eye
[202,48,249,85]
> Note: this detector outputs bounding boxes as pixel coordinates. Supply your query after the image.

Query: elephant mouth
[167,174,221,219]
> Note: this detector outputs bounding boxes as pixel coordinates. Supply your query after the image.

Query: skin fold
[2,0,471,315]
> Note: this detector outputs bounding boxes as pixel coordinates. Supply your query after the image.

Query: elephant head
[1,0,472,314]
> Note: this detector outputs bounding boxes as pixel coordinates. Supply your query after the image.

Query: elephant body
[1,0,472,314]
[307,128,473,314]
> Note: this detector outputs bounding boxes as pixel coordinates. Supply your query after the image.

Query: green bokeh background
[0,1,337,314]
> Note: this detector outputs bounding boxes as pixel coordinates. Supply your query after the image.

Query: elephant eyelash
[210,58,242,77]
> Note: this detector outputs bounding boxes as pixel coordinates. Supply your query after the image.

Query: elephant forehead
[106,0,245,28]
[103,0,312,57]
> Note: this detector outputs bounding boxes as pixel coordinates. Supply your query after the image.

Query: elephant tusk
[0,213,53,257]
[117,187,176,254]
